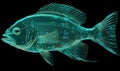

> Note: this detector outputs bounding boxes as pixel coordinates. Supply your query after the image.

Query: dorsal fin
[36,3,86,25]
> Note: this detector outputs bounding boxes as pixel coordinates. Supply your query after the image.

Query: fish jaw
[1,34,16,46]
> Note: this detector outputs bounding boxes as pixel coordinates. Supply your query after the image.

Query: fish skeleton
[1,3,119,66]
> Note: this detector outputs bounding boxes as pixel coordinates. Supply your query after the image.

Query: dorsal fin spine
[36,3,86,25]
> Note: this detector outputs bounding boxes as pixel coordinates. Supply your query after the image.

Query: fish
[1,3,119,66]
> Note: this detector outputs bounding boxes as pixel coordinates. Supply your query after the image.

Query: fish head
[1,18,37,51]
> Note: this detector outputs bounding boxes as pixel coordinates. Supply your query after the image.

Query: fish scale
[37,28,77,50]
[32,19,79,50]
[1,3,119,66]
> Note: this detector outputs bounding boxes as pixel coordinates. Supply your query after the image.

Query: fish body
[15,14,87,52]
[1,3,119,66]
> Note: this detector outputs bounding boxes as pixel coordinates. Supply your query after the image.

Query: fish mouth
[1,34,16,46]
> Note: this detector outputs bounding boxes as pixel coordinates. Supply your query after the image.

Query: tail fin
[92,11,119,55]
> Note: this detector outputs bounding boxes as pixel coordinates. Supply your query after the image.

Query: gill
[15,36,37,51]
[17,27,37,51]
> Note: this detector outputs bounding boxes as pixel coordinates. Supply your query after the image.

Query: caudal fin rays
[93,11,120,56]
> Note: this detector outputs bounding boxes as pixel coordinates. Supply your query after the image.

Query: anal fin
[58,40,95,62]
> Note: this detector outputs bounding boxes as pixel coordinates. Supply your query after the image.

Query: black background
[0,0,120,70]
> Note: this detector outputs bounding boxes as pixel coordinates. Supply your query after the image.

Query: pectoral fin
[39,51,54,66]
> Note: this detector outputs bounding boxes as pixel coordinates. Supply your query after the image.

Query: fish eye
[12,27,21,35]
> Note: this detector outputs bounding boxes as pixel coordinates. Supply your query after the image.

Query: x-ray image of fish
[1,3,119,66]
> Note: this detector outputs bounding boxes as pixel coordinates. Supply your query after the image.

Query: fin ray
[38,30,59,44]
[93,11,119,55]
[36,3,86,25]
[58,40,95,62]
[39,51,54,66]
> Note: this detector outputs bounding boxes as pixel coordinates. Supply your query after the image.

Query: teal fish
[1,3,119,65]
